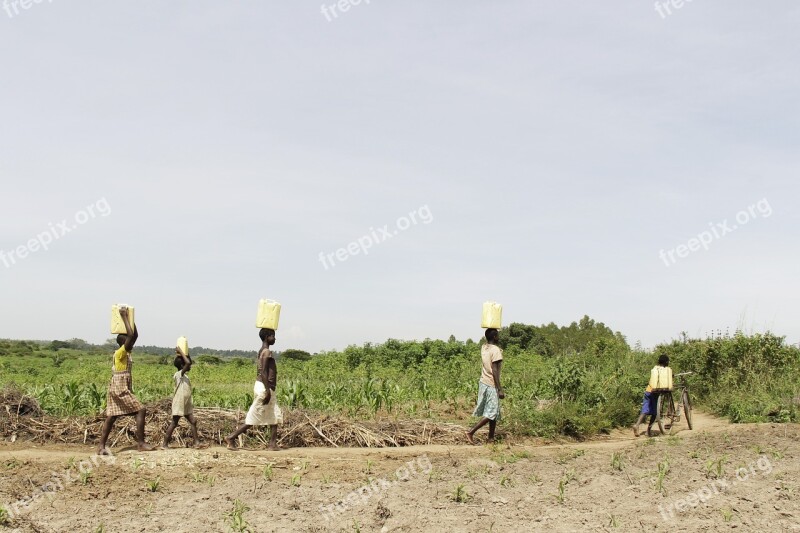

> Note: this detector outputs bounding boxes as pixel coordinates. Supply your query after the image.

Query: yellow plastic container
[256,299,281,330]
[649,366,673,391]
[110,304,135,335]
[482,301,502,329]
[176,336,189,356]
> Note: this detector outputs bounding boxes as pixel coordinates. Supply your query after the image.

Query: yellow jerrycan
[256,299,281,330]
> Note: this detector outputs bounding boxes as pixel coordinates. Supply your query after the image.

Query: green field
[2,317,798,439]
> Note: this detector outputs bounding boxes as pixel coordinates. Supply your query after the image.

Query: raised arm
[120,307,138,352]
[176,347,192,376]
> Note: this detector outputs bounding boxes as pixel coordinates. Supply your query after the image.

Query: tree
[281,349,312,361]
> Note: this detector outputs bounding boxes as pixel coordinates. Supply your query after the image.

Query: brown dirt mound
[0,396,467,449]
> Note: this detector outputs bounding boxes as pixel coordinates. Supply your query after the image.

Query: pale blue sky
[1,1,798,352]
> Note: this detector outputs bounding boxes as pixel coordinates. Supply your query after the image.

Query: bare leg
[225,424,251,450]
[466,417,490,444]
[136,408,155,451]
[268,425,279,450]
[187,414,199,444]
[97,415,118,455]
[633,414,647,437]
[487,420,497,442]
[187,415,206,448]
[162,416,180,449]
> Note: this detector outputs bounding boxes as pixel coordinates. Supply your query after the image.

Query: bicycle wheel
[656,394,674,436]
[682,389,693,430]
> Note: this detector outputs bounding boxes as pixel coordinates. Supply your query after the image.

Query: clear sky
[1,1,798,353]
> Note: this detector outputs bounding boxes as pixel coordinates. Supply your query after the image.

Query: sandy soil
[1,413,798,532]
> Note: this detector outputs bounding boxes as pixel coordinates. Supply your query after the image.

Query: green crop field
[2,317,798,439]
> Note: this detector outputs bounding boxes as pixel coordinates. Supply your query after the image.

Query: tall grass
[1,329,798,438]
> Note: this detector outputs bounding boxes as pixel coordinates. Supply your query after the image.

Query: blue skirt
[640,391,657,415]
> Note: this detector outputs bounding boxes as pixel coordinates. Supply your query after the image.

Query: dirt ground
[1,413,798,532]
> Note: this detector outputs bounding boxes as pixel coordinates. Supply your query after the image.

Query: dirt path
[1,413,798,532]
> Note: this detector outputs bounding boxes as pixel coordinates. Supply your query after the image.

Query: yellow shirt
[114,346,129,372]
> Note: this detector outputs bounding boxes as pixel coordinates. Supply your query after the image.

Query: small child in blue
[633,354,670,437]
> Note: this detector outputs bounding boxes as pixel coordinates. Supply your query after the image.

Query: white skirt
[245,381,283,426]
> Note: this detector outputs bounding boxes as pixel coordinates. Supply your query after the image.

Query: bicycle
[654,371,693,435]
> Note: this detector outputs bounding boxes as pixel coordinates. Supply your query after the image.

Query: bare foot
[633,425,639,437]
[268,444,280,451]
[159,444,170,450]
[464,431,475,445]
[193,443,209,450]
[225,437,238,451]
[486,438,496,445]
[137,443,156,452]
[96,447,113,456]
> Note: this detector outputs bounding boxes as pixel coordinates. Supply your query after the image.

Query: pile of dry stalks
[1,389,467,449]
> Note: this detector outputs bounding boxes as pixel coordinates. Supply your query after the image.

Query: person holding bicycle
[633,354,672,437]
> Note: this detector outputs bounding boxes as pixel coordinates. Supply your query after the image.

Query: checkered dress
[105,353,144,417]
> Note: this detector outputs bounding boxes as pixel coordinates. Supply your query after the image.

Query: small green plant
[499,474,514,487]
[80,470,92,485]
[705,456,727,479]
[428,469,442,483]
[452,484,470,503]
[771,449,785,460]
[0,506,9,526]
[555,469,576,503]
[364,459,374,475]
[300,459,310,472]
[528,473,540,484]
[352,519,361,533]
[4,458,20,470]
[611,452,623,472]
[65,457,77,469]
[291,474,302,487]
[720,508,733,522]
[655,458,670,494]
[556,478,566,504]
[225,499,251,533]
[94,524,105,533]
[262,464,273,481]
[145,477,161,493]
[751,444,764,455]
[322,473,332,484]
[608,514,619,528]
[131,458,144,472]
